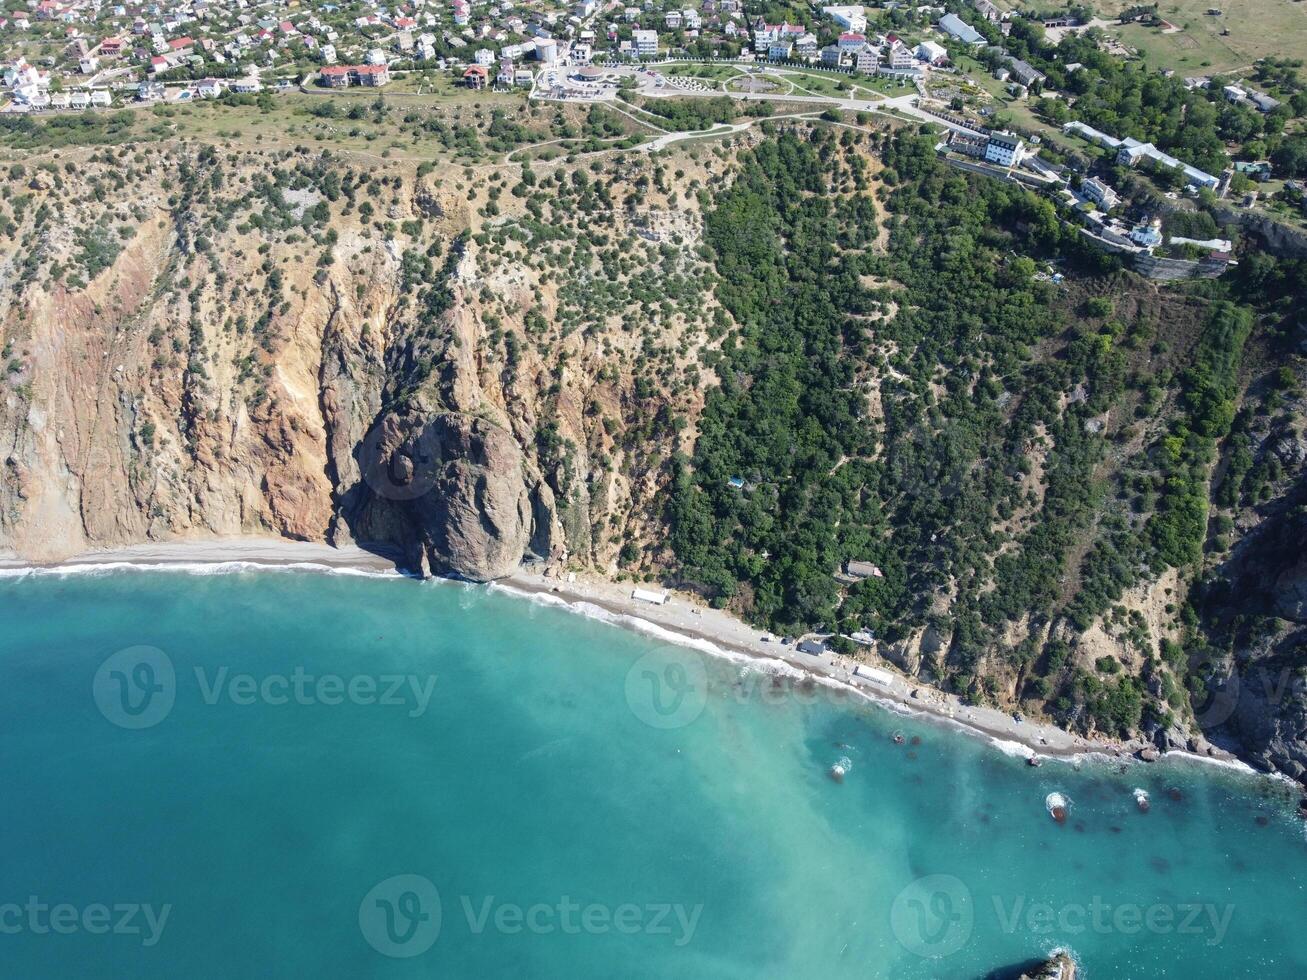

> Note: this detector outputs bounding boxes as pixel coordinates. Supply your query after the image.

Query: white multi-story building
[1081,177,1120,210]
[837,32,865,53]
[535,37,559,63]
[885,38,915,69]
[633,29,658,57]
[984,132,1025,167]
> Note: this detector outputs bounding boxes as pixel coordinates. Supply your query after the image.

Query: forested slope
[669,127,1306,764]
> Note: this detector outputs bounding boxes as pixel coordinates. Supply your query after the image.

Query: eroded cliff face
[1192,484,1307,780]
[4,134,1305,782]
[0,141,720,578]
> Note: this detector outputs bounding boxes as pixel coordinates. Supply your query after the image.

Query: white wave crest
[0,560,408,581]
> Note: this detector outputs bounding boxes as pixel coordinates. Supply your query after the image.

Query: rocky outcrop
[983,951,1077,980]
[1020,952,1077,980]
[1193,483,1307,780]
[346,410,534,580]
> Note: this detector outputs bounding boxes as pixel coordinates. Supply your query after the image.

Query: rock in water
[1020,951,1077,980]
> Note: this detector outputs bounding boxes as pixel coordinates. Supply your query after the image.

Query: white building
[1116,137,1219,190]
[916,40,947,64]
[939,12,984,45]
[1081,177,1120,210]
[984,132,1025,167]
[632,29,658,57]
[822,5,866,33]
[837,32,866,53]
[885,38,916,69]
[535,37,559,63]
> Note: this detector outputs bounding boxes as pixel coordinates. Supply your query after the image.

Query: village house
[845,560,884,580]
[318,64,390,87]
[1006,57,1044,88]
[916,40,947,65]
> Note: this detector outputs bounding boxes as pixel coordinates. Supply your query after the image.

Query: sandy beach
[502,566,1114,761]
[0,537,404,573]
[0,535,1246,771]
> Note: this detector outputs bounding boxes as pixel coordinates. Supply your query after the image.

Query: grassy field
[774,67,898,100]
[1096,0,1307,73]
[661,63,741,82]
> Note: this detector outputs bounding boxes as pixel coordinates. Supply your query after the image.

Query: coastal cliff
[2,128,1305,782]
[0,142,715,579]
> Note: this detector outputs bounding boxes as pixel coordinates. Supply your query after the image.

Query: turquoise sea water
[1,569,1305,978]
